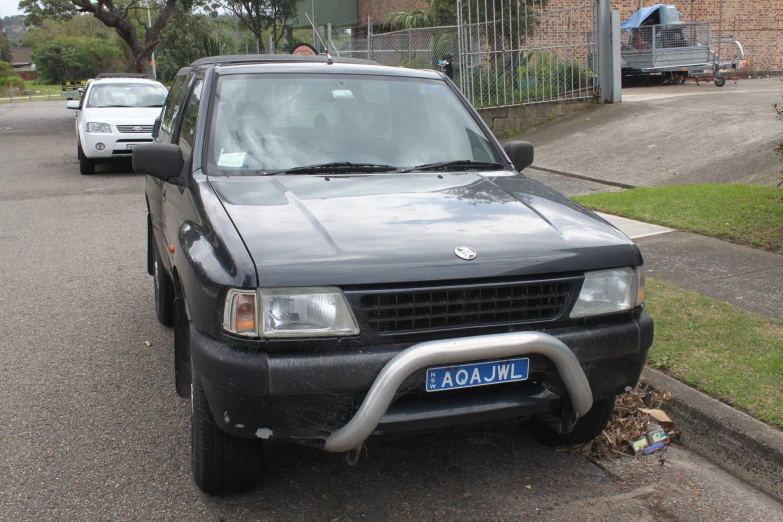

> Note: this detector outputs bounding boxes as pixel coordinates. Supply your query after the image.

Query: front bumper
[81,130,153,159]
[192,312,654,450]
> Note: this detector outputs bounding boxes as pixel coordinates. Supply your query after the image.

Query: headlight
[260,287,359,337]
[222,287,360,338]
[570,267,644,318]
[85,122,111,133]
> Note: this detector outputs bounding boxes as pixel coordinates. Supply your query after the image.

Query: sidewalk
[600,213,783,502]
[599,213,783,322]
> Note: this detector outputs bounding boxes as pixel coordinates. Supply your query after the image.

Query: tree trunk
[77,0,177,77]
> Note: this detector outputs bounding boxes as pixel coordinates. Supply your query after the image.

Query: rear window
[87,83,168,108]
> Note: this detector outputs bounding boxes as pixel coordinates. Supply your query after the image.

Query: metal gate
[457,0,598,108]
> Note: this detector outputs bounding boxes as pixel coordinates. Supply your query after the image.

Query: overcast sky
[1,0,23,19]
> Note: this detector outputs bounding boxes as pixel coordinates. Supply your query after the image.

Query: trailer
[619,4,743,87]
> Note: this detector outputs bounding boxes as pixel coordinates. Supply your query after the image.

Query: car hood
[81,107,162,125]
[209,172,639,287]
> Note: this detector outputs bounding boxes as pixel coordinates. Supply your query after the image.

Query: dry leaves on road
[579,382,675,459]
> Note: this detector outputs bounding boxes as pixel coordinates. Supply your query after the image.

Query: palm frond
[383,9,436,30]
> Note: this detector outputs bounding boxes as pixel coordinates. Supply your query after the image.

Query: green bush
[32,37,124,84]
[400,55,427,69]
[0,75,25,96]
[518,51,593,100]
[465,68,521,108]
[0,60,16,78]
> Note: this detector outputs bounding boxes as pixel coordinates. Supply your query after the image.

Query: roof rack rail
[189,54,378,67]
[95,73,151,79]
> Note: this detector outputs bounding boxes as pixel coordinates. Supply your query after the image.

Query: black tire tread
[174,298,191,398]
[191,370,263,495]
[530,396,616,447]
[78,142,96,175]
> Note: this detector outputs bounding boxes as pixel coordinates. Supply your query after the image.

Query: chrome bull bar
[324,331,593,453]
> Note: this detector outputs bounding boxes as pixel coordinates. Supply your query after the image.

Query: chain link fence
[327,1,599,109]
[329,26,459,77]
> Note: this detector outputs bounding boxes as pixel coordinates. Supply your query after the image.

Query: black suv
[134,55,653,495]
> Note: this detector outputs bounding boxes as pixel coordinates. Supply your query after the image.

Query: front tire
[78,141,95,175]
[153,245,174,327]
[714,76,726,87]
[191,368,263,495]
[529,396,616,446]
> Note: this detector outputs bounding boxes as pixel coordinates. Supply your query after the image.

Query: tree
[0,20,13,62]
[154,6,210,82]
[32,36,124,82]
[213,0,295,52]
[19,0,179,76]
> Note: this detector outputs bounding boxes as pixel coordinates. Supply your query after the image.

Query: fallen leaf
[525,485,532,490]
[640,408,672,423]
[144,341,152,347]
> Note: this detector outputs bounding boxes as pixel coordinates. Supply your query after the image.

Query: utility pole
[311,0,317,48]
[144,0,156,79]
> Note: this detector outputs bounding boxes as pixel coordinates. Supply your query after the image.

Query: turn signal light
[235,294,256,332]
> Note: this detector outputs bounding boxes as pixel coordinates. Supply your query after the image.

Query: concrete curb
[642,367,783,502]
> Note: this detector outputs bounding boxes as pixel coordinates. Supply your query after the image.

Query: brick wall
[358,0,428,25]
[358,0,782,71]
[613,0,782,71]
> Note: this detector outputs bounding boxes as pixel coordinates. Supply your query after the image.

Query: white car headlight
[223,287,360,338]
[85,122,111,133]
[570,267,644,318]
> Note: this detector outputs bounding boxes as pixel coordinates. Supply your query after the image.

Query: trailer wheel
[714,76,726,87]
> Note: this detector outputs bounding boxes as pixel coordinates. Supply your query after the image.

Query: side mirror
[503,141,534,171]
[133,144,184,182]
[152,116,161,139]
[66,100,80,110]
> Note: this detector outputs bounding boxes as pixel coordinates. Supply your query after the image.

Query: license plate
[426,358,529,392]
[126,144,137,150]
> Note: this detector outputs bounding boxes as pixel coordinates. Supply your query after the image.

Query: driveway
[523,78,782,188]
[1,102,782,521]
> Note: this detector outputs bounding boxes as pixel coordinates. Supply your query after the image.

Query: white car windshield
[87,83,168,108]
[207,73,503,174]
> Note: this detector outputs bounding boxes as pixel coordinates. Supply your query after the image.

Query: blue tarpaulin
[620,4,685,30]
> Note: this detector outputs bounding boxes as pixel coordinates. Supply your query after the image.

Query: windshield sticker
[218,151,246,168]
[332,89,354,99]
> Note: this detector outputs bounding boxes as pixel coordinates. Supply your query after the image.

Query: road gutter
[530,165,637,190]
[642,367,783,502]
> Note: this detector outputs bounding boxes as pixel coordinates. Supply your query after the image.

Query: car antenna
[305,12,333,65]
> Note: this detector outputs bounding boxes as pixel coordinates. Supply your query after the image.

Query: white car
[67,75,168,174]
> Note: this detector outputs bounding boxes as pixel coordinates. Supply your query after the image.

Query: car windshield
[207,73,504,174]
[86,83,168,108]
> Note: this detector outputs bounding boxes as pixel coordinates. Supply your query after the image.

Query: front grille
[359,279,576,334]
[117,125,153,133]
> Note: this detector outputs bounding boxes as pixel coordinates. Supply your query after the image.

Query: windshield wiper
[278,162,399,175]
[402,160,506,172]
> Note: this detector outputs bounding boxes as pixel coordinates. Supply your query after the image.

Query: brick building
[357,0,782,71]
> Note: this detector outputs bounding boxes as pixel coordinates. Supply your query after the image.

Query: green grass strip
[573,184,783,253]
[645,278,783,429]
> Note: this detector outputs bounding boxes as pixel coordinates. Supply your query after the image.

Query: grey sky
[1,0,22,19]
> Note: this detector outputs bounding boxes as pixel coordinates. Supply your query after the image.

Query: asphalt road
[1,102,783,521]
